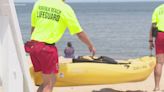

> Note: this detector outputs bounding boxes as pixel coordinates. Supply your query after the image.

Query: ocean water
[15,2,164,59]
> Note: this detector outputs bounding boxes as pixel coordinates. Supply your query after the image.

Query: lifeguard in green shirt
[29,0,96,92]
[149,4,164,92]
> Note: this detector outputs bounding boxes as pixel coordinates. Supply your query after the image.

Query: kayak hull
[30,56,156,86]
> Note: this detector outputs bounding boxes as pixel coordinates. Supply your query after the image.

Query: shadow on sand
[93,88,146,92]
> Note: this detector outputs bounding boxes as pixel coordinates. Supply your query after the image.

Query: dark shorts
[26,41,59,74]
[155,32,164,55]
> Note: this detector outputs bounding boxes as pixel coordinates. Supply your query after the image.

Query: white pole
[0,0,34,92]
[8,0,35,92]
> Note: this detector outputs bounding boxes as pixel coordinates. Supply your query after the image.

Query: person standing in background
[64,42,75,58]
[149,4,164,91]
[28,0,96,92]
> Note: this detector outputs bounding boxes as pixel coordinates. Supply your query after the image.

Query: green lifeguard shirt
[152,4,164,32]
[31,0,83,44]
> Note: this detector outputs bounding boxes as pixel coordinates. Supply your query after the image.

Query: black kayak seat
[73,56,118,64]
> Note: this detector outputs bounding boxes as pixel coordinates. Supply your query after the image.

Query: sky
[14,0,164,3]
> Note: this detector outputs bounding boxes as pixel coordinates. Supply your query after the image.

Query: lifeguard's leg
[37,73,56,92]
[154,54,164,91]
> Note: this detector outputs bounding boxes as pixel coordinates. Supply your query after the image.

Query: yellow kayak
[30,56,156,86]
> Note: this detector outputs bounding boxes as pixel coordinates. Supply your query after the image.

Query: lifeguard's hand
[149,41,154,50]
[88,46,96,56]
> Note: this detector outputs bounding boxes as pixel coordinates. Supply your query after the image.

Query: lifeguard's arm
[64,5,96,56]
[149,23,156,41]
[31,27,35,34]
[76,31,96,56]
[149,23,156,50]
[149,7,158,50]
[31,2,37,35]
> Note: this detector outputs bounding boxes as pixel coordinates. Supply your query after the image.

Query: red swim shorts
[28,41,59,74]
[155,32,164,55]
